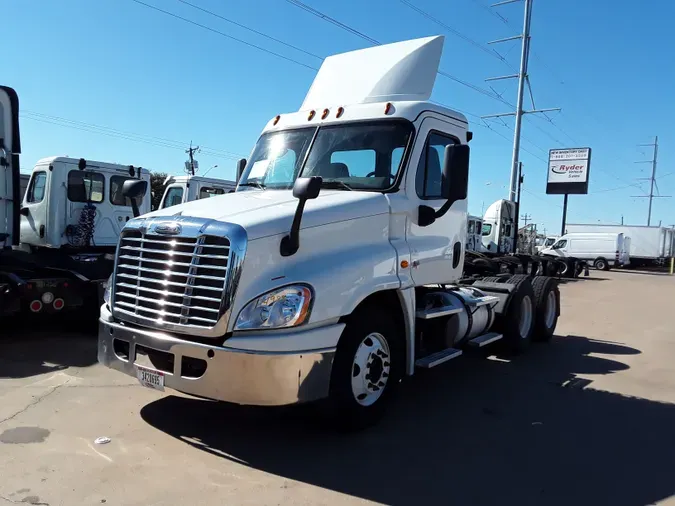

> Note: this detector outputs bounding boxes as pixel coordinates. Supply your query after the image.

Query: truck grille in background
[112,230,230,329]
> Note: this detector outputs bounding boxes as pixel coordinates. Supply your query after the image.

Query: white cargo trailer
[566,224,672,266]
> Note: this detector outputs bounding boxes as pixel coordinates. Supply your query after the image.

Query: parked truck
[0,86,149,318]
[566,224,673,267]
[158,175,237,210]
[540,232,630,270]
[95,36,561,429]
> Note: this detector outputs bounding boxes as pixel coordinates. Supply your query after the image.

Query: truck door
[0,85,20,248]
[20,168,50,246]
[407,118,466,285]
[160,184,185,209]
[110,175,143,232]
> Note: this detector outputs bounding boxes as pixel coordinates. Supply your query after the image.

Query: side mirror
[427,144,469,223]
[280,176,322,257]
[122,179,148,218]
[19,207,29,217]
[236,158,247,183]
[441,144,469,202]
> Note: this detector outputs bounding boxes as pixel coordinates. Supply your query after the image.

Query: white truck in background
[566,224,673,267]
[466,214,484,252]
[97,36,562,430]
[0,89,150,318]
[481,199,516,254]
[159,175,237,210]
[541,232,630,270]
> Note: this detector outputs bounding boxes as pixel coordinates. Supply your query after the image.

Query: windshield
[545,238,556,246]
[237,120,413,192]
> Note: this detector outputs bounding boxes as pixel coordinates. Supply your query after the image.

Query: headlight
[103,274,112,306]
[234,284,312,331]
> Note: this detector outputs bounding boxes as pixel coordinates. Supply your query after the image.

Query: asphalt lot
[1,270,675,506]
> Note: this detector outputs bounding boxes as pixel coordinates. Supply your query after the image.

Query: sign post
[546,147,592,236]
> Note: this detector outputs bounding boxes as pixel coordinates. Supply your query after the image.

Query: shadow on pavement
[140,335,675,506]
[0,316,98,378]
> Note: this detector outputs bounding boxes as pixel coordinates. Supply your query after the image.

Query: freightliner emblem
[154,222,182,235]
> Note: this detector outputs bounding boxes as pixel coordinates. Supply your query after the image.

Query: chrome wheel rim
[519,295,533,338]
[351,332,391,406]
[544,290,557,329]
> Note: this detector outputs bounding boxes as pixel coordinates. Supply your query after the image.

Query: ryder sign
[546,147,591,195]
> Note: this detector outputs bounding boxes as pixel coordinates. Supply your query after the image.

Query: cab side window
[162,186,184,208]
[199,187,226,199]
[26,171,47,203]
[552,239,567,249]
[416,132,457,199]
[68,171,104,203]
[110,175,142,207]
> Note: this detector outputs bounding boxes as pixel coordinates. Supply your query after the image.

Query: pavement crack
[0,379,72,426]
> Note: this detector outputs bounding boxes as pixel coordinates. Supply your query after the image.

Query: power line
[130,0,319,71]
[176,0,322,60]
[398,0,508,63]
[283,0,512,106]
[20,110,246,160]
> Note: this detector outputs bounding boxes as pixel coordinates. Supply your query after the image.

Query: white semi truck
[96,37,561,429]
[158,175,237,210]
[0,89,150,318]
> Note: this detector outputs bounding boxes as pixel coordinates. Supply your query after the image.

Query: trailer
[94,37,565,430]
[0,86,150,318]
[566,224,673,266]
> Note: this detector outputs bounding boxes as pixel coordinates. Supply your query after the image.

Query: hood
[141,189,390,240]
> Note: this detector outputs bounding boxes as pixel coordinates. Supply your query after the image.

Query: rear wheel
[497,276,535,353]
[327,307,404,431]
[531,276,559,342]
[594,257,609,271]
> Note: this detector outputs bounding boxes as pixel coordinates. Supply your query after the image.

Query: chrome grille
[112,229,230,329]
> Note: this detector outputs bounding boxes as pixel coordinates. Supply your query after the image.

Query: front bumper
[97,316,339,406]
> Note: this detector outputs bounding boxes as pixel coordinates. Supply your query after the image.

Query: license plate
[136,366,164,391]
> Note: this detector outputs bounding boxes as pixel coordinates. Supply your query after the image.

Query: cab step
[467,332,503,348]
[415,305,463,320]
[415,348,463,369]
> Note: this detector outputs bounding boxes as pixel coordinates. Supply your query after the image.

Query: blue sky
[5,0,675,233]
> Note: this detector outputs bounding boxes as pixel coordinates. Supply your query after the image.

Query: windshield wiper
[320,180,353,191]
[238,181,266,190]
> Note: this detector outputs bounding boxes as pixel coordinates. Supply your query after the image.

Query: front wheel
[594,257,609,271]
[326,308,404,431]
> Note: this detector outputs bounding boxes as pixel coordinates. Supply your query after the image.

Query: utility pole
[186,142,200,176]
[482,0,561,202]
[521,213,531,227]
[632,136,670,226]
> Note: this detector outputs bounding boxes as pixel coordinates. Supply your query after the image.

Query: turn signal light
[400,260,409,269]
[384,102,393,114]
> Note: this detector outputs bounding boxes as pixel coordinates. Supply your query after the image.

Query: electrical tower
[632,136,671,226]
[185,142,200,176]
[481,0,560,202]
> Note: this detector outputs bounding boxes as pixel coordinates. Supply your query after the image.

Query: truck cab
[20,157,151,250]
[159,175,237,210]
[99,36,560,430]
[481,199,516,254]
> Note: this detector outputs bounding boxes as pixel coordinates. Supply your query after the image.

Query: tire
[326,307,404,431]
[481,276,504,283]
[531,276,559,342]
[496,276,535,353]
[594,257,609,271]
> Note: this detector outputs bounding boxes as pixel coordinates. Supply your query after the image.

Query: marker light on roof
[273,115,281,126]
[336,106,344,118]
[308,110,316,121]
[321,108,329,119]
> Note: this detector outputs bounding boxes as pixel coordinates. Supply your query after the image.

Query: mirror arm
[434,199,454,219]
[280,200,307,257]
[130,199,141,218]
